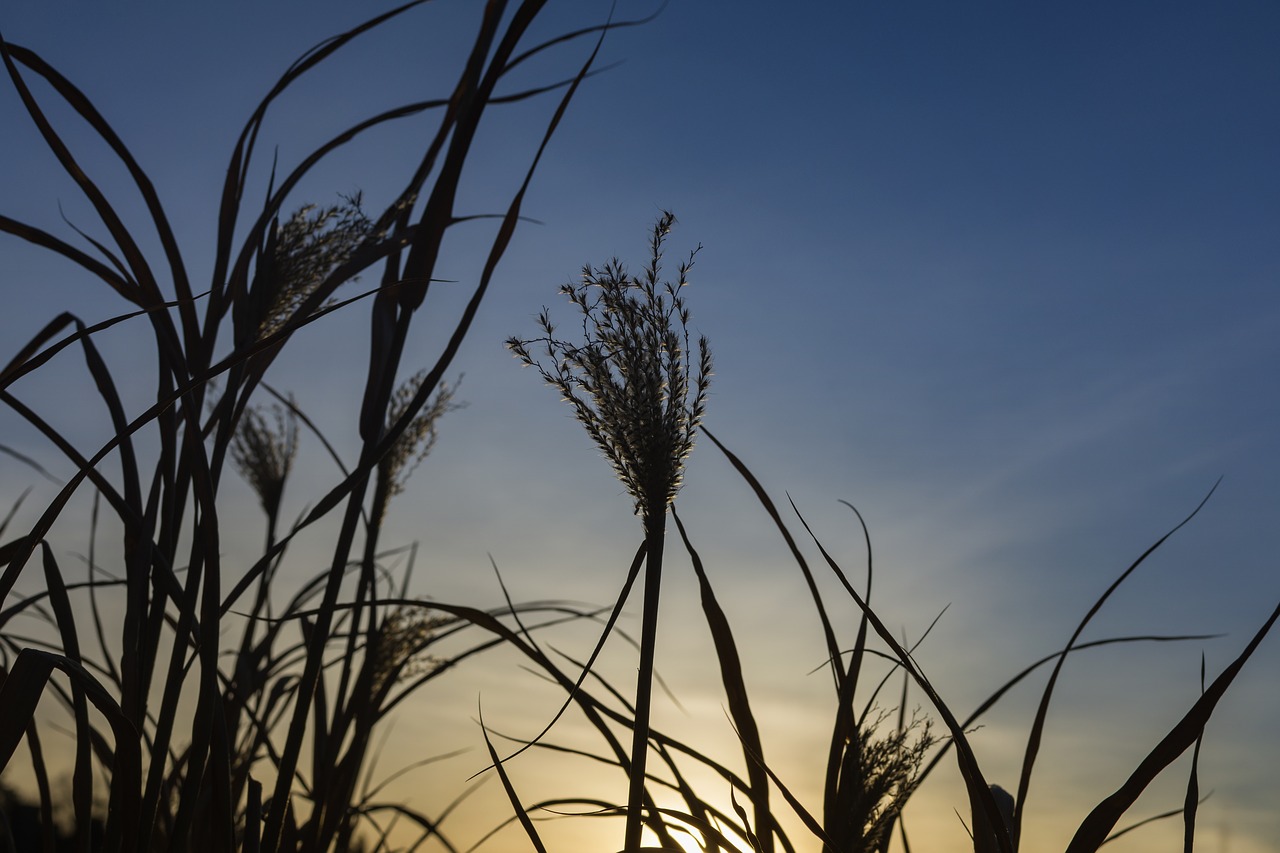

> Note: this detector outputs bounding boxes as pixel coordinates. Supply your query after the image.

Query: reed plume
[508,211,711,850]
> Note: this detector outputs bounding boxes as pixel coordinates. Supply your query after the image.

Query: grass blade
[4,42,196,340]
[915,632,1220,787]
[702,426,844,686]
[479,705,548,853]
[1066,596,1280,852]
[672,508,773,853]
[0,649,141,846]
[1183,655,1206,853]
[1014,481,1220,838]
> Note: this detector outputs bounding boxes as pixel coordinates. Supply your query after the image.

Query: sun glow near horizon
[1,1,1278,851]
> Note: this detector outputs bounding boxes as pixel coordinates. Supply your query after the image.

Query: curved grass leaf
[1014,481,1220,839]
[1065,597,1280,852]
[479,704,548,853]
[672,508,773,853]
[0,648,141,849]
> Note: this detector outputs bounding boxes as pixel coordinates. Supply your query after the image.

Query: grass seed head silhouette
[507,211,711,523]
[373,372,462,523]
[250,194,376,342]
[230,399,299,523]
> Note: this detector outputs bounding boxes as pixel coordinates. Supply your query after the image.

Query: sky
[2,2,1279,851]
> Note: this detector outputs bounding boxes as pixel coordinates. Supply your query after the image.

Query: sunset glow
[2,3,1278,852]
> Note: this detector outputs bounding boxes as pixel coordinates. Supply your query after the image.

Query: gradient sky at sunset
[3,3,1279,851]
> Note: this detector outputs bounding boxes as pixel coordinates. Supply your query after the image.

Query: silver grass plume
[506,211,712,521]
[373,372,462,523]
[257,194,376,340]
[842,708,937,851]
[230,400,299,522]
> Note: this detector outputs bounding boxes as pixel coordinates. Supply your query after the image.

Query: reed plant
[3,4,1277,853]
[490,420,1278,852]
[497,229,1277,851]
[507,211,712,851]
[0,3,623,850]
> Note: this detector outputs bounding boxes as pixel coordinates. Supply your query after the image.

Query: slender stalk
[260,464,371,853]
[624,511,667,851]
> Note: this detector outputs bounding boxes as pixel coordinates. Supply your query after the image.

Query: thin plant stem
[625,512,667,850]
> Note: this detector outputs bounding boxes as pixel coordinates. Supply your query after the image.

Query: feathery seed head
[230,400,299,520]
[507,212,711,520]
[373,373,463,523]
[256,194,375,340]
[368,605,449,693]
[840,708,937,850]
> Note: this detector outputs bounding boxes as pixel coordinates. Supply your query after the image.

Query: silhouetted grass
[508,211,711,850]
[0,3,622,850]
[3,4,1278,853]
[490,418,1275,852]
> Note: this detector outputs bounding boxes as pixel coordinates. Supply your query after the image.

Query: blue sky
[2,2,1278,851]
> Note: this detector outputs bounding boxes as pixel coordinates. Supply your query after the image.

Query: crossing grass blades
[2,3,1279,853]
[0,2,629,850]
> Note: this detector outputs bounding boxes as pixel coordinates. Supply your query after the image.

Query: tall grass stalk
[0,3,621,849]
[508,212,711,850]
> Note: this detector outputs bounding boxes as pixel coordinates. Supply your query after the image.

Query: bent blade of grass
[785,497,1013,853]
[0,296,204,392]
[479,704,548,853]
[38,543,93,851]
[0,495,32,557]
[914,632,1220,788]
[501,3,662,77]
[55,204,134,289]
[702,426,844,687]
[0,212,135,300]
[356,747,475,815]
[835,499,874,694]
[672,507,773,853]
[3,41,197,338]
[0,448,57,487]
[825,500,875,838]
[0,38,167,316]
[1065,595,1280,853]
[367,798,473,853]
[0,649,141,841]
[1098,794,1209,846]
[1183,655,1206,853]
[1014,480,1220,839]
